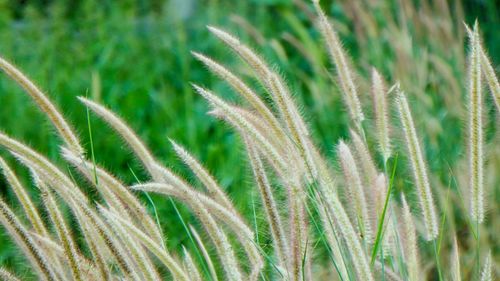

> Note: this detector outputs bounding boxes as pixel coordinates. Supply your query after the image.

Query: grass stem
[370,154,398,266]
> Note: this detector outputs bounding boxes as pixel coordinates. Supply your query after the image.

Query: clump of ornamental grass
[0,1,498,280]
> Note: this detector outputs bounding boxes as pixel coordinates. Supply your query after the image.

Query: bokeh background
[0,0,498,277]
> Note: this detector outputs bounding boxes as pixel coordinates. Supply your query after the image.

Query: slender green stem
[171,199,213,281]
[304,183,347,281]
[85,93,98,185]
[370,154,398,266]
[437,182,451,256]
[434,181,449,280]
[451,168,478,241]
[433,240,443,281]
[128,166,163,248]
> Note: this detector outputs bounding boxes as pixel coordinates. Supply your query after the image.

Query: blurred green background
[0,0,498,277]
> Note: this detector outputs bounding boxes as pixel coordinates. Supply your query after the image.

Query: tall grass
[0,1,498,280]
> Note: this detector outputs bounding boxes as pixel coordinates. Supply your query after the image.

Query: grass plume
[0,57,83,156]
[467,23,485,224]
[312,0,365,131]
[395,89,439,240]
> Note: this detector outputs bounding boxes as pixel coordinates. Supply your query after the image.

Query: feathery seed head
[192,51,286,140]
[100,207,190,281]
[0,268,20,281]
[170,140,262,279]
[370,68,391,161]
[182,246,202,281]
[479,46,500,112]
[312,1,365,130]
[78,96,163,181]
[350,129,378,189]
[0,198,58,281]
[373,173,387,216]
[131,182,244,281]
[467,23,485,223]
[0,134,87,205]
[0,157,48,236]
[451,236,461,281]
[396,89,439,240]
[170,138,239,219]
[0,57,84,156]
[337,140,373,243]
[465,23,500,113]
[400,195,420,281]
[39,182,83,281]
[192,84,288,172]
[480,252,492,281]
[207,26,270,79]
